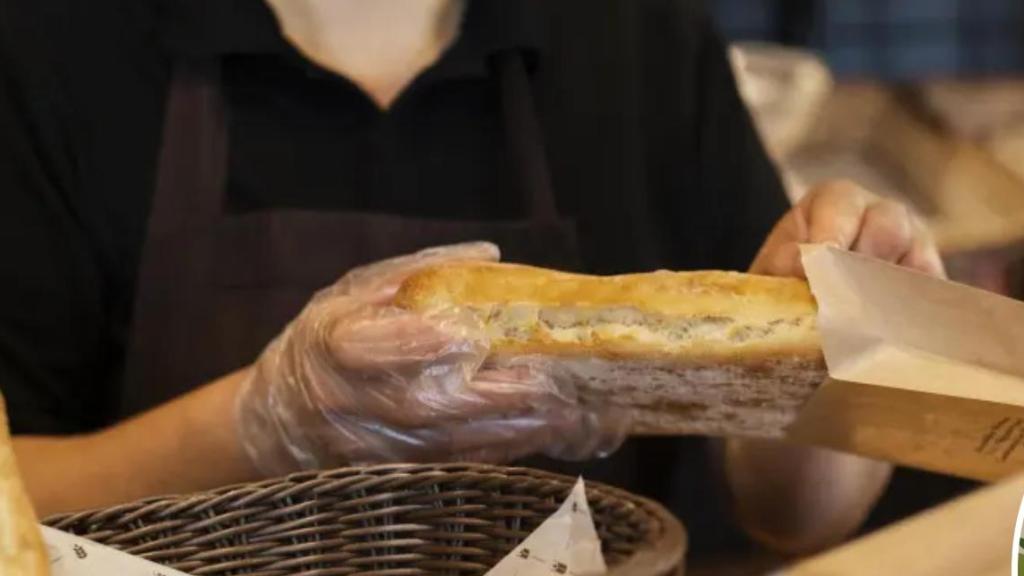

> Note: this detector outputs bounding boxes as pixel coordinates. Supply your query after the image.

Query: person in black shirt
[1,0,944,562]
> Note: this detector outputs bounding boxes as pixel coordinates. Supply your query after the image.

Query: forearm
[723,437,892,555]
[13,368,259,518]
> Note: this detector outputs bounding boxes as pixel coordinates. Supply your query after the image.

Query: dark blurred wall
[710,0,1024,79]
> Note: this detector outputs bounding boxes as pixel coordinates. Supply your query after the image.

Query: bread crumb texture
[396,262,822,361]
[395,262,826,436]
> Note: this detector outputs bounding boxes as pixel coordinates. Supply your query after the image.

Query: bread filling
[480,304,814,347]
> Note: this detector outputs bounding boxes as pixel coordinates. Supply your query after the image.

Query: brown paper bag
[786,244,1024,481]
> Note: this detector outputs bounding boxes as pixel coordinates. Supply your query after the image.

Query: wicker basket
[45,464,686,576]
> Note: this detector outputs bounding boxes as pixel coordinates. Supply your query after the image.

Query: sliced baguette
[0,394,48,575]
[394,262,826,438]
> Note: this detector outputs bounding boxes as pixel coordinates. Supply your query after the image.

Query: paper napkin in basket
[43,526,193,576]
[485,478,606,576]
[42,478,606,576]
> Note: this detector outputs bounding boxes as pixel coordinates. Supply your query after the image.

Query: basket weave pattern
[45,464,683,575]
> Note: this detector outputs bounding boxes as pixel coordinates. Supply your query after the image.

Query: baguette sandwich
[0,394,48,575]
[395,262,826,438]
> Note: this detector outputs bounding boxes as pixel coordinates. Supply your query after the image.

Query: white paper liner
[485,478,606,576]
[42,525,193,575]
[40,478,606,576]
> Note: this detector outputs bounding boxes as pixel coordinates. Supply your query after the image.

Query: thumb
[340,241,501,302]
[749,205,809,277]
[326,306,484,370]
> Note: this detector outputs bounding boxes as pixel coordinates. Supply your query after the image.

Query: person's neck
[264,0,466,109]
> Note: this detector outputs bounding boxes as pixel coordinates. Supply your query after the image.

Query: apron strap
[120,59,228,417]
[149,59,229,236]
[494,51,561,225]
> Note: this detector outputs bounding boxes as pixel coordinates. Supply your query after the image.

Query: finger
[446,420,558,464]
[805,181,873,249]
[349,241,501,283]
[330,329,563,429]
[749,207,808,277]
[450,404,628,463]
[753,240,803,278]
[339,241,500,300]
[332,403,629,465]
[395,364,564,428]
[416,241,502,264]
[852,199,914,263]
[752,181,871,279]
[341,415,555,464]
[538,404,632,461]
[899,217,946,278]
[325,309,568,430]
[371,241,502,291]
[327,307,473,369]
[440,406,623,464]
[461,364,566,411]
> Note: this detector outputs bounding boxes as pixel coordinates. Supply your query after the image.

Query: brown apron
[117,54,739,556]
[121,55,583,435]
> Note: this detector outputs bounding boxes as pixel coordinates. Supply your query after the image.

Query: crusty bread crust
[398,262,817,312]
[0,394,48,575]
[395,262,826,438]
[396,262,821,359]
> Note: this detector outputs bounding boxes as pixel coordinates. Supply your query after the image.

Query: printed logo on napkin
[485,477,607,576]
[42,525,193,576]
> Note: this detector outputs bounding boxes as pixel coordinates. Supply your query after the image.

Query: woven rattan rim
[45,463,686,575]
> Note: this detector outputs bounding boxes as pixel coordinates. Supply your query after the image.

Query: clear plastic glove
[236,242,630,475]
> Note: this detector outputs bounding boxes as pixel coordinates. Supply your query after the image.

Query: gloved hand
[235,242,630,475]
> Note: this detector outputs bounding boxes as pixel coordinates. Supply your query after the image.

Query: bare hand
[750,180,945,279]
[727,180,946,554]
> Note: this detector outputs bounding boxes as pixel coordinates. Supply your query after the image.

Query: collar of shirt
[157,0,544,79]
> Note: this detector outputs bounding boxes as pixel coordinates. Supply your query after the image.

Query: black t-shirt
[0,0,786,434]
[4,0,895,561]
[0,0,980,562]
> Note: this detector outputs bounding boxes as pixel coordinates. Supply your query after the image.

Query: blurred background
[700,2,1024,574]
[713,0,1024,298]
[715,0,1024,78]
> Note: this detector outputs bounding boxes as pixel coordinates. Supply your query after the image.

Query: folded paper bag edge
[799,243,1024,391]
[832,344,1024,406]
[792,244,1024,480]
